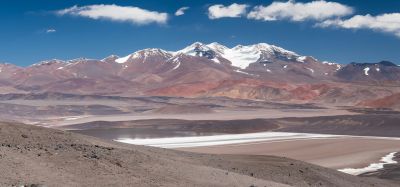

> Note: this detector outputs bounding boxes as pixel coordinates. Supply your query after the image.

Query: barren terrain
[1,122,395,187]
[0,93,399,185]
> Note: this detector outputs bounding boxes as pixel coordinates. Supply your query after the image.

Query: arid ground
[0,122,397,187]
[0,94,399,186]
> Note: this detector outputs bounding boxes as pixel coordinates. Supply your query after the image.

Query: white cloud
[208,3,249,19]
[175,7,189,16]
[56,4,168,25]
[317,13,400,37]
[247,0,353,22]
[46,29,56,33]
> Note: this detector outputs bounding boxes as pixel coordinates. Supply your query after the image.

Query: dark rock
[115,162,122,167]
[90,154,99,159]
[28,184,45,187]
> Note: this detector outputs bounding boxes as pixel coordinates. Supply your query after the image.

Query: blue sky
[0,0,399,66]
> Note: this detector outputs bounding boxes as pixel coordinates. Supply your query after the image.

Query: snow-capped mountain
[175,42,224,64]
[116,48,172,64]
[0,42,398,107]
[220,43,299,69]
[176,42,303,69]
[7,42,396,85]
[101,55,119,63]
[30,59,66,67]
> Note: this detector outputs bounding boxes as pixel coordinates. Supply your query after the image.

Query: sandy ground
[54,108,354,127]
[180,137,400,169]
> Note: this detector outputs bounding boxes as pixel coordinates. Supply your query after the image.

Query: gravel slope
[0,122,396,187]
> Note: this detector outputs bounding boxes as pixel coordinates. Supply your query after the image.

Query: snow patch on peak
[172,62,181,70]
[223,46,261,69]
[232,43,298,68]
[101,55,119,62]
[234,69,258,76]
[207,42,225,47]
[224,43,298,69]
[31,59,65,67]
[322,61,335,65]
[167,55,183,70]
[116,49,171,64]
[106,54,119,58]
[256,43,298,56]
[68,58,95,63]
[211,58,220,64]
[175,42,223,64]
[177,42,210,56]
[116,55,131,64]
[323,61,342,71]
[133,48,171,58]
[297,56,307,63]
[207,42,228,54]
[336,64,342,71]
[364,67,370,76]
[190,41,204,46]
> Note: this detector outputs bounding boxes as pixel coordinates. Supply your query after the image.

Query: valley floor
[43,108,354,127]
[179,136,400,169]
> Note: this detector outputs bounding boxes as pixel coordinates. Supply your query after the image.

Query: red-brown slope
[358,93,400,110]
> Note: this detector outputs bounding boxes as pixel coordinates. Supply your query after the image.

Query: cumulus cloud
[317,13,400,37]
[175,7,189,16]
[46,29,56,33]
[247,0,353,22]
[208,3,249,19]
[56,4,168,25]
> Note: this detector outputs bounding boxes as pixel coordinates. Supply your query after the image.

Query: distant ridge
[0,42,398,109]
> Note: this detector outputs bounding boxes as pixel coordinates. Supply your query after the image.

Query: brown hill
[358,93,400,110]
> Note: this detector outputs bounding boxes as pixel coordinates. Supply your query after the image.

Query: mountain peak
[176,42,213,56]
[191,41,204,45]
[67,58,98,64]
[206,42,229,54]
[31,59,65,67]
[101,55,120,63]
[116,48,172,64]
[105,54,119,58]
[207,42,223,46]
[350,61,398,67]
[174,42,305,69]
[207,42,226,48]
[182,42,205,50]
[253,43,272,48]
[378,61,397,67]
[134,48,172,58]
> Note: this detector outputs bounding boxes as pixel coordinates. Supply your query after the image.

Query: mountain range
[0,42,399,109]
